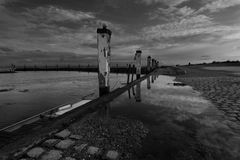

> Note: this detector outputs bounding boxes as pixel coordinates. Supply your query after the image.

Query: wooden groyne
[13,65,150,74]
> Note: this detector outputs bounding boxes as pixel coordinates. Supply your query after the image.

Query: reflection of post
[98,103,110,119]
[147,56,151,74]
[152,59,155,70]
[97,25,112,97]
[134,50,142,79]
[147,77,151,89]
[135,82,141,102]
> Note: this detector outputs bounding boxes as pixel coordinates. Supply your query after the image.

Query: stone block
[64,157,76,160]
[106,150,119,160]
[27,147,45,158]
[87,146,100,155]
[43,139,60,147]
[55,129,71,139]
[55,139,75,149]
[74,143,88,152]
[69,134,82,140]
[41,150,62,160]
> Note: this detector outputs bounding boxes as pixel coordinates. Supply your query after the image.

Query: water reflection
[97,103,110,120]
[147,77,151,89]
[110,74,240,160]
[135,82,141,102]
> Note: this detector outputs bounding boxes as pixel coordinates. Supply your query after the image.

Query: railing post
[97,25,112,97]
[134,50,142,79]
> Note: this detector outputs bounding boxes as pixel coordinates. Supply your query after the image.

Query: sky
[0,0,240,66]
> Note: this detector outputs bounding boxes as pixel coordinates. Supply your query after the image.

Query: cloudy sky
[0,0,240,65]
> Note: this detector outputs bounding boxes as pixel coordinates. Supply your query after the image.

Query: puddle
[108,74,240,160]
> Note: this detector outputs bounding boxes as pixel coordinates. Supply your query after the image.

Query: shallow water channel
[108,74,240,160]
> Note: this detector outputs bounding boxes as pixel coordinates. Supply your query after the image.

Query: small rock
[55,139,75,149]
[41,150,62,160]
[43,139,60,147]
[74,144,88,152]
[69,134,82,140]
[87,146,100,155]
[106,150,119,160]
[55,129,71,139]
[64,157,76,160]
[27,147,45,158]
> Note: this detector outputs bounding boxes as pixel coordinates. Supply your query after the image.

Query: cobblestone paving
[10,116,148,160]
[177,76,240,128]
[16,129,120,160]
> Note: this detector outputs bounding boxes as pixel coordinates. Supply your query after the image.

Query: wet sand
[177,66,240,130]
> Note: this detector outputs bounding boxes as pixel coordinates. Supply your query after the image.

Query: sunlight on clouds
[199,0,240,13]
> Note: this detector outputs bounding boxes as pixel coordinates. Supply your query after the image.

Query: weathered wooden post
[134,50,142,79]
[97,25,112,97]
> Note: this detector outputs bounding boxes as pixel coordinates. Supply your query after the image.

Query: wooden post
[147,56,151,89]
[147,56,151,74]
[127,64,131,84]
[131,64,135,82]
[134,50,142,79]
[97,25,112,97]
[151,59,154,70]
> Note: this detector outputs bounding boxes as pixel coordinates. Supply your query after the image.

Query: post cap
[136,50,142,53]
[97,25,112,35]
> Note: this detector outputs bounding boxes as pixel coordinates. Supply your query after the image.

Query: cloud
[143,14,212,38]
[199,0,240,13]
[148,6,195,21]
[23,6,95,23]
[143,13,240,43]
[140,0,189,7]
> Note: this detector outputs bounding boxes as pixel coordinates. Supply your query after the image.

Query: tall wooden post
[97,25,112,96]
[134,50,142,79]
